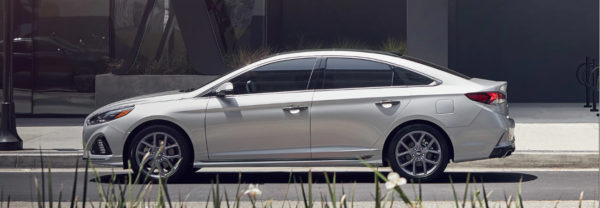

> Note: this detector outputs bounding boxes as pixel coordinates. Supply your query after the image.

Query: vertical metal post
[108,0,115,59]
[0,0,23,150]
[597,0,600,205]
[586,57,592,107]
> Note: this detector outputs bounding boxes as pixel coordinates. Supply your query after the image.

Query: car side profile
[82,50,515,182]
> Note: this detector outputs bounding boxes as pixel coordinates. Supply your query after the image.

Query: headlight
[87,106,134,125]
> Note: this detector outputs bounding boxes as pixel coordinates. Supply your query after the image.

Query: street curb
[0,152,83,168]
[449,152,599,169]
[0,152,596,169]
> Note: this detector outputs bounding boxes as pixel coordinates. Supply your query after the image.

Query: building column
[406,0,450,67]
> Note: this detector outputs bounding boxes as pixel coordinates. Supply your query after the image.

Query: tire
[129,125,193,182]
[387,124,450,182]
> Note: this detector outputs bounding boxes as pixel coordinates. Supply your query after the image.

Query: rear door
[310,57,435,160]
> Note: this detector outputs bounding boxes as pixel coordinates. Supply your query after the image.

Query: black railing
[576,57,599,111]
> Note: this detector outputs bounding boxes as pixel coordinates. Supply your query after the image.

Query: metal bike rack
[586,66,599,112]
[576,57,598,108]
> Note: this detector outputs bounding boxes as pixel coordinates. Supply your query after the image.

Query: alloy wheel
[134,132,183,179]
[394,130,442,177]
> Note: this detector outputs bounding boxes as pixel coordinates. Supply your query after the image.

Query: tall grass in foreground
[16,150,586,208]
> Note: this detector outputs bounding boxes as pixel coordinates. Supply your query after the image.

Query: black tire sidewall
[387,124,449,182]
[129,125,193,182]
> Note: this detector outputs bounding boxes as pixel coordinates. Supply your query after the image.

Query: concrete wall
[273,0,406,48]
[95,74,218,107]
[406,0,449,67]
[452,0,599,102]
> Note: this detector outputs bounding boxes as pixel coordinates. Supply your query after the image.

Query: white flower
[385,172,407,189]
[243,184,262,197]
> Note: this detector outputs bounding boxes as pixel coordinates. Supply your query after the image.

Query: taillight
[466,92,506,104]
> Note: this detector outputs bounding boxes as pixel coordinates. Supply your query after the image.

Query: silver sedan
[82,50,515,181]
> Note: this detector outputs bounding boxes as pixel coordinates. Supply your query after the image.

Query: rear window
[401,56,471,79]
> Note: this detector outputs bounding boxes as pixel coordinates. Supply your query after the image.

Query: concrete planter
[95,74,219,108]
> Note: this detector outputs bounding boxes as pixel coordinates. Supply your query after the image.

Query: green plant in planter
[223,47,274,69]
[379,37,407,56]
[106,54,195,75]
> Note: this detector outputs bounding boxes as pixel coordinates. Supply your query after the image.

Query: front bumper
[82,121,128,168]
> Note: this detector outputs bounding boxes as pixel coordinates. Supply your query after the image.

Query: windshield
[401,56,471,79]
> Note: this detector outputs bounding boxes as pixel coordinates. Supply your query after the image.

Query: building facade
[1,0,597,115]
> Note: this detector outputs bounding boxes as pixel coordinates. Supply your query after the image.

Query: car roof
[267,49,401,58]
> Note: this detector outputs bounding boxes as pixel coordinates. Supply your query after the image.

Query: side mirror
[215,82,233,97]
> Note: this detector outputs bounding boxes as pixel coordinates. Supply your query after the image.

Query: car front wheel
[129,125,193,182]
[387,124,449,182]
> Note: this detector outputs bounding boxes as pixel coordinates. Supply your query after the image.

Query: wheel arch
[381,119,454,167]
[122,119,194,169]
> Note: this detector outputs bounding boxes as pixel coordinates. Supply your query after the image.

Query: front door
[205,58,318,161]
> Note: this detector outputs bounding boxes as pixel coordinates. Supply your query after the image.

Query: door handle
[375,100,400,108]
[282,105,308,114]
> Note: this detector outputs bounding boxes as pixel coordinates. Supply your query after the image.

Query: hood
[92,90,187,116]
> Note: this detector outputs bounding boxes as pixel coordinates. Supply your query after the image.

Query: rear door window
[322,58,434,89]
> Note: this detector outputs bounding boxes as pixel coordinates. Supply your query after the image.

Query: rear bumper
[489,143,515,158]
[489,117,515,158]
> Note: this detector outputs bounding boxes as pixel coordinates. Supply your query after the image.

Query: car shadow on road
[93,171,537,184]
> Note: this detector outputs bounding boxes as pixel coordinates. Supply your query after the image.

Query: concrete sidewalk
[5,103,600,168]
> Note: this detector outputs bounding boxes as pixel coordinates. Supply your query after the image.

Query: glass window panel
[230,58,316,94]
[323,58,393,89]
[391,67,434,86]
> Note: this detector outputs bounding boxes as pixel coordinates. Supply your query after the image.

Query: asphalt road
[0,168,597,202]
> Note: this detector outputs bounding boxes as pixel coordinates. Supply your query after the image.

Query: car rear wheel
[129,125,193,182]
[387,124,449,182]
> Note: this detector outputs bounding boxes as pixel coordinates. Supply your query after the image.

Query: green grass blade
[323,172,336,208]
[517,177,524,208]
[58,184,63,208]
[578,191,584,208]
[481,181,489,208]
[224,187,230,208]
[69,158,79,208]
[82,158,90,208]
[308,170,313,208]
[282,171,293,208]
[299,177,309,208]
[205,183,212,208]
[34,177,42,208]
[90,166,107,206]
[351,182,356,208]
[359,159,412,206]
[212,175,221,208]
[374,173,381,208]
[235,172,242,208]
[418,180,422,208]
[449,176,460,208]
[462,173,471,208]
[47,160,53,208]
[39,150,45,208]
